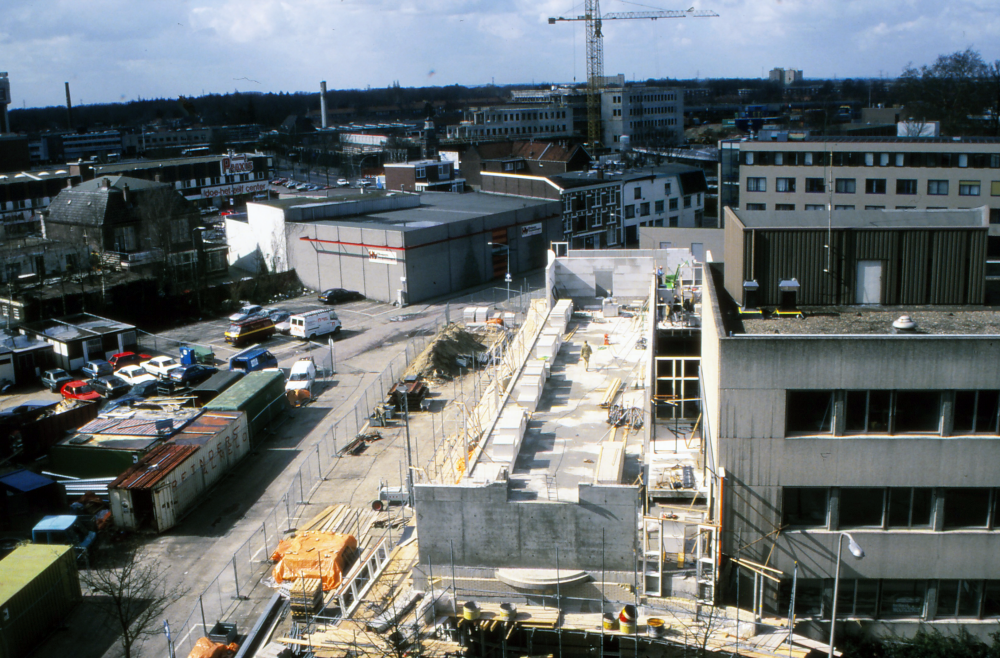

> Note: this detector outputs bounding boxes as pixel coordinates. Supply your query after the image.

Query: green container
[0,544,81,658]
[205,370,288,443]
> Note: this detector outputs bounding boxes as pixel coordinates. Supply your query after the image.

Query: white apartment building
[601,85,683,150]
[445,104,574,141]
[720,137,1000,233]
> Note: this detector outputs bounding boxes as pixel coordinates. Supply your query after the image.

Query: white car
[229,304,263,322]
[142,356,183,378]
[116,365,157,386]
[337,179,350,187]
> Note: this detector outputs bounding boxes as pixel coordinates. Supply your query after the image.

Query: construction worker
[580,341,593,371]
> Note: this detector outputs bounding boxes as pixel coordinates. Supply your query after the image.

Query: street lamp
[487,242,511,304]
[829,532,865,658]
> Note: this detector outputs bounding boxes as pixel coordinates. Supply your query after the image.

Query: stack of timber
[289,577,323,616]
[295,504,405,557]
[452,603,561,631]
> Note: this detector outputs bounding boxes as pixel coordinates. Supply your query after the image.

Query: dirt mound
[406,323,488,380]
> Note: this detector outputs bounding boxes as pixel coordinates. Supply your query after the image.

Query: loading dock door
[856,260,883,304]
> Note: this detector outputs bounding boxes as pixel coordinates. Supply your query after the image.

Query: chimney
[320,81,328,130]
[101,178,111,189]
[123,183,129,202]
[64,82,73,129]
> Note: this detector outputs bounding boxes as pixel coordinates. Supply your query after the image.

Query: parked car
[81,360,113,379]
[168,364,218,387]
[116,365,157,386]
[41,369,74,392]
[225,316,276,347]
[109,352,150,370]
[129,380,161,398]
[267,309,290,323]
[319,288,364,304]
[337,178,350,187]
[60,381,101,401]
[88,375,131,399]
[274,316,292,334]
[142,356,183,378]
[229,304,264,322]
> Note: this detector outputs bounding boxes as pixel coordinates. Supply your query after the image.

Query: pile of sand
[405,323,488,380]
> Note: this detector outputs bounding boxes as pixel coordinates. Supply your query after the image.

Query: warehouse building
[233,191,561,304]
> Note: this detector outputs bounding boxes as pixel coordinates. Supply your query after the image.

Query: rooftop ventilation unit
[892,314,918,334]
[776,278,802,317]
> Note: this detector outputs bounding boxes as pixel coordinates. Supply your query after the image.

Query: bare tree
[81,542,186,658]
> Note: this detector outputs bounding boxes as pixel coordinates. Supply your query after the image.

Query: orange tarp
[271,531,357,592]
[187,637,238,658]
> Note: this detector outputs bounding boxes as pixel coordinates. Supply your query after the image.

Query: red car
[60,380,102,401]
[109,352,150,371]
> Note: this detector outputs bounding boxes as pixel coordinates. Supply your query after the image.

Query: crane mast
[549,4,718,152]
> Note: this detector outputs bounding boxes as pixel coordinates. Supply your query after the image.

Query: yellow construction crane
[549,2,718,151]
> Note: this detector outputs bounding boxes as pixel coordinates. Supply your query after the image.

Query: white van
[289,309,341,340]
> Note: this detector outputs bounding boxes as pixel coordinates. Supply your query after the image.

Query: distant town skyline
[5,0,1000,109]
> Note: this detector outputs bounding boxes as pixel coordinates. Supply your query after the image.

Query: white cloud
[3,0,1000,107]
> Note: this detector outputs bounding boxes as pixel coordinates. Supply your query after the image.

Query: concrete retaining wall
[414,481,640,570]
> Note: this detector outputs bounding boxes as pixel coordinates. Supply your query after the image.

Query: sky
[4,0,1000,108]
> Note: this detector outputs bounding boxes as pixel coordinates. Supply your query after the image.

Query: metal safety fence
[166,325,442,658]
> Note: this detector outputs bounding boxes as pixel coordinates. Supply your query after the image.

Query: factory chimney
[64,82,73,129]
[320,81,328,130]
[0,72,10,134]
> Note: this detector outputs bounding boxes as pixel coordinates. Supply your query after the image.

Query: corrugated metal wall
[739,227,987,306]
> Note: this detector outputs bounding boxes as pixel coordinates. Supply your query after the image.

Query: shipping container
[190,370,244,406]
[0,544,81,658]
[204,371,287,444]
[109,411,249,533]
[0,400,98,463]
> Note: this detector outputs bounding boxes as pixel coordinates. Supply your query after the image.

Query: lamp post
[487,242,511,304]
[829,532,865,658]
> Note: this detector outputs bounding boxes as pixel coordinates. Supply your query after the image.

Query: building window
[683,195,692,208]
[959,180,981,196]
[836,580,879,618]
[805,178,825,193]
[624,205,635,219]
[879,580,927,618]
[843,390,891,433]
[985,582,1000,617]
[958,154,969,168]
[896,179,917,195]
[774,153,784,165]
[895,153,905,166]
[786,391,833,434]
[664,181,672,195]
[746,177,766,192]
[834,205,855,210]
[865,152,875,166]
[782,488,829,527]
[745,203,766,210]
[887,488,934,528]
[839,488,886,528]
[640,202,650,216]
[954,390,1000,434]
[805,204,825,210]
[634,187,642,200]
[654,200,664,213]
[943,488,992,529]
[937,580,983,618]
[775,204,795,211]
[804,152,814,166]
[415,166,426,179]
[669,215,679,227]
[865,179,886,194]
[928,180,949,195]
[776,177,795,193]
[669,198,679,211]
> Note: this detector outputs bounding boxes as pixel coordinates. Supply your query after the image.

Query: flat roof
[21,313,134,342]
[741,136,1000,145]
[256,193,389,210]
[94,152,265,173]
[740,307,1000,336]
[306,191,558,231]
[550,164,700,189]
[732,208,988,230]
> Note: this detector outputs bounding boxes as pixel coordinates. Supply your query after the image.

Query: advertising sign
[368,249,398,264]
[199,181,268,199]
[221,154,254,176]
[520,222,543,238]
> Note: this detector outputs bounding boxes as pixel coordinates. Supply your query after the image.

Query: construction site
[170,246,839,658]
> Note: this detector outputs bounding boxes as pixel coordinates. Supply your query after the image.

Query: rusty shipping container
[108,411,250,533]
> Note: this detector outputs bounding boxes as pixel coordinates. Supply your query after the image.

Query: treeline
[7,82,516,134]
